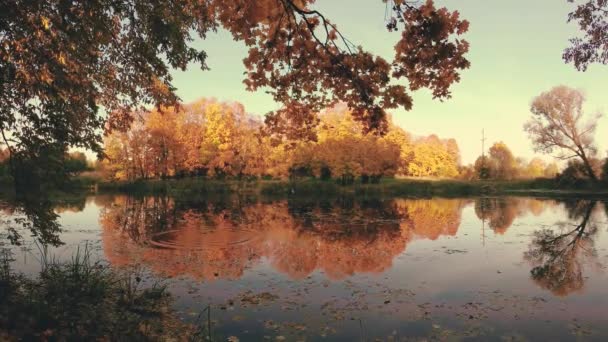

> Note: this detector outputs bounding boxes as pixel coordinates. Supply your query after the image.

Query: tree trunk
[579,151,598,181]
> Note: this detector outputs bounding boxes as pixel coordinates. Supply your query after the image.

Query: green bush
[0,247,195,340]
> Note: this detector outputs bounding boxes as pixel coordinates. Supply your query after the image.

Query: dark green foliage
[337,173,355,186]
[601,158,608,184]
[96,177,608,200]
[64,152,89,175]
[0,247,190,340]
[478,166,490,180]
[319,167,332,181]
[556,160,591,187]
[4,146,97,192]
[289,166,313,180]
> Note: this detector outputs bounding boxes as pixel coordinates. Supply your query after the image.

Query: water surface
[2,195,608,341]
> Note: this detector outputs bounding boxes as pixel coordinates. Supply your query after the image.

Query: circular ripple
[148,226,260,251]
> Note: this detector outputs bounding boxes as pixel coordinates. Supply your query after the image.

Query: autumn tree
[524,158,544,179]
[457,164,476,180]
[102,116,154,180]
[1,0,470,188]
[525,86,602,181]
[564,0,608,70]
[0,0,212,188]
[473,156,490,180]
[543,162,560,178]
[101,100,464,183]
[145,108,184,178]
[522,158,560,179]
[102,98,270,180]
[199,102,261,178]
[407,135,459,178]
[383,122,414,175]
[175,99,210,175]
[487,142,517,180]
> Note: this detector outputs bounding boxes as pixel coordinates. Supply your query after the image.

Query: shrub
[556,160,590,187]
[0,246,194,340]
[601,158,608,184]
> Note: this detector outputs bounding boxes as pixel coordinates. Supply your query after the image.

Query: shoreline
[93,178,608,199]
[2,177,606,200]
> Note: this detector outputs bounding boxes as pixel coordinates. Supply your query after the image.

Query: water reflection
[100,196,438,280]
[0,196,63,247]
[2,194,606,299]
[97,195,597,290]
[524,200,602,296]
[474,197,553,234]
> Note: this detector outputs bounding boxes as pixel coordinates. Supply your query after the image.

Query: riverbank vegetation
[0,247,199,341]
[89,97,604,186]
[96,177,608,199]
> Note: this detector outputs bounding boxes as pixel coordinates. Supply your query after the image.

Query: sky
[170,0,608,165]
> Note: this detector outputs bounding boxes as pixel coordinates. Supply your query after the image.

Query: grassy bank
[96,177,608,198]
[0,247,203,341]
[0,175,97,198]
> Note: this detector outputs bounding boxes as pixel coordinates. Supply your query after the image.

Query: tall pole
[481,129,487,247]
[481,129,486,161]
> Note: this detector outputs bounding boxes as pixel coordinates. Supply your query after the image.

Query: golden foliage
[99,196,470,281]
[102,100,463,181]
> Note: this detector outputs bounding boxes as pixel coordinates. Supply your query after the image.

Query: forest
[95,97,574,184]
[3,94,603,190]
[0,1,606,192]
[2,0,608,341]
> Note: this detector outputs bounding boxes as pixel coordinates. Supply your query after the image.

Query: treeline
[458,140,608,185]
[459,142,560,180]
[0,149,91,184]
[100,99,461,184]
[97,97,608,185]
[5,97,605,187]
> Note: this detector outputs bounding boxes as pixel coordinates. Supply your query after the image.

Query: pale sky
[170,0,607,165]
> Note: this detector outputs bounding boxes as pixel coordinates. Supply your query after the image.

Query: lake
[2,194,608,341]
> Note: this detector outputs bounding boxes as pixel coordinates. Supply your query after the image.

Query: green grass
[96,177,608,199]
[0,246,199,341]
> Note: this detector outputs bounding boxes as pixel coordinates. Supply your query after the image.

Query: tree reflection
[524,200,601,296]
[395,198,466,240]
[475,198,553,234]
[99,196,466,281]
[1,196,65,247]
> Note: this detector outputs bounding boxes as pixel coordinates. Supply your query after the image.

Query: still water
[2,195,608,341]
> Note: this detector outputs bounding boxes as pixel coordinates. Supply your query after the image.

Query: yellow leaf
[41,16,50,30]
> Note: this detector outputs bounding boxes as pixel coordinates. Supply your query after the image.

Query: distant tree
[445,138,461,166]
[473,156,491,180]
[525,158,547,179]
[543,162,560,178]
[64,152,88,175]
[472,142,518,180]
[458,164,476,181]
[101,100,462,182]
[487,142,517,180]
[383,123,414,175]
[408,143,459,178]
[525,86,602,181]
[564,0,608,70]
